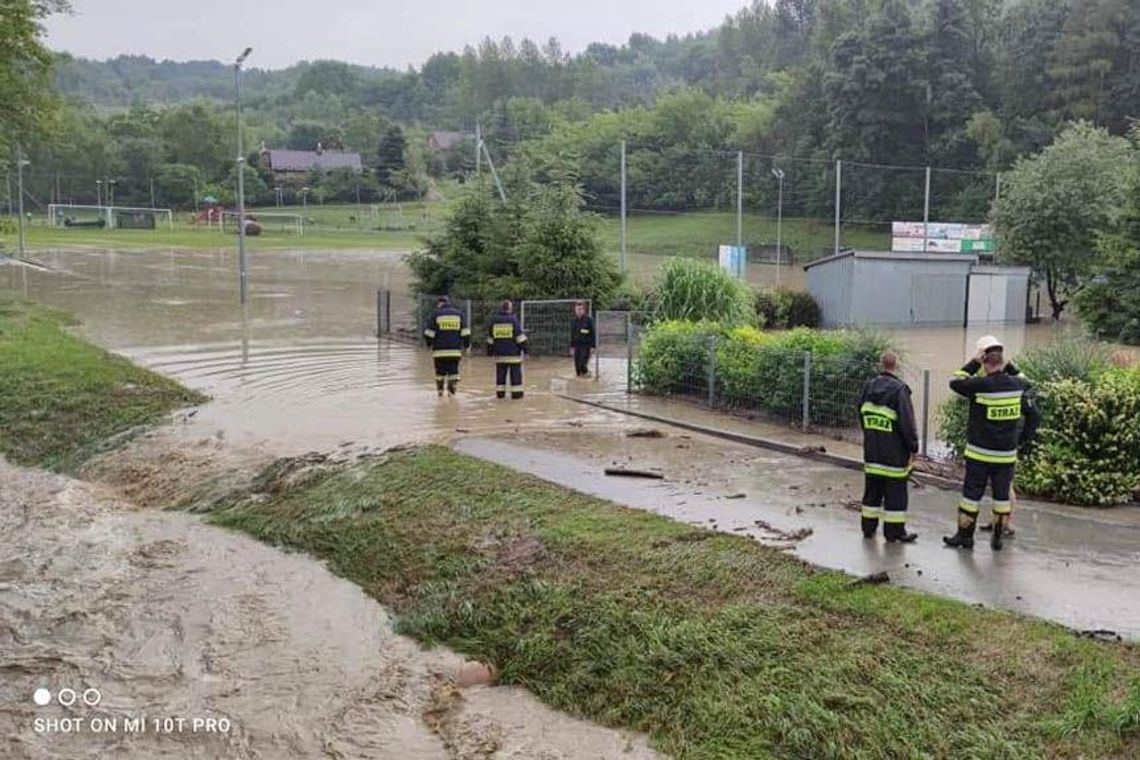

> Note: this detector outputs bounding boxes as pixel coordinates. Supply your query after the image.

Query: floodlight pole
[16,148,29,260]
[235,46,252,305]
[96,179,103,207]
[771,167,785,284]
[833,160,842,257]
[620,139,627,272]
[923,166,931,254]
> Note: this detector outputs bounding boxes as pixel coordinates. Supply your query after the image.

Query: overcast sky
[45,0,748,70]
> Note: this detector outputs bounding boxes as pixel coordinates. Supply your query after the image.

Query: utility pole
[149,177,156,208]
[96,179,103,207]
[620,139,627,272]
[475,123,482,177]
[995,172,1002,203]
[235,46,253,305]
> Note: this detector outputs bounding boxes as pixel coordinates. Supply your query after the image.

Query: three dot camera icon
[33,687,101,707]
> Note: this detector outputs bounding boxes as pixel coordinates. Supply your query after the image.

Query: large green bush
[633,320,720,396]
[937,342,1140,506]
[637,322,891,427]
[1017,374,1140,506]
[647,258,755,326]
[754,288,823,329]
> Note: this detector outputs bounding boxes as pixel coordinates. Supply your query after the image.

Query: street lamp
[771,168,785,284]
[235,46,253,305]
[16,150,29,260]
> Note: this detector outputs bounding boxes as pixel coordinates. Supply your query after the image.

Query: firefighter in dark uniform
[570,301,596,378]
[423,296,470,397]
[944,341,1039,551]
[858,351,919,542]
[487,300,527,399]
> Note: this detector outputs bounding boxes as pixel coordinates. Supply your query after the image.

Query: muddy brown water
[4,246,1140,755]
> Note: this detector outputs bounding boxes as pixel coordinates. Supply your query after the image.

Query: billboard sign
[891,221,995,253]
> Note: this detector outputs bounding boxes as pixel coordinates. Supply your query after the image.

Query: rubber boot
[943,512,976,550]
[435,379,445,398]
[990,514,1007,551]
[511,391,524,400]
[885,527,918,543]
[861,516,879,540]
[447,379,458,397]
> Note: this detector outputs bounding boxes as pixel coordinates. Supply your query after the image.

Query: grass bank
[0,300,205,470]
[198,445,1140,759]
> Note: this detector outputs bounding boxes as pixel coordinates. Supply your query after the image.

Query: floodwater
[3,242,1140,757]
[0,459,659,759]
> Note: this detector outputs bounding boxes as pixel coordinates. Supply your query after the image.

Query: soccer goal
[47,204,174,231]
[222,211,304,236]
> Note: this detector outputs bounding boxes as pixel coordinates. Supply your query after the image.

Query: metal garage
[966,266,1031,325]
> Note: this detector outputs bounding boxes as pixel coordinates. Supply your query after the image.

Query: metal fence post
[465,299,472,334]
[921,369,930,457]
[376,289,383,336]
[626,318,634,394]
[706,335,717,407]
[802,351,813,431]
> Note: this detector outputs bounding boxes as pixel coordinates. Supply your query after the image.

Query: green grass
[0,300,206,470]
[599,211,889,261]
[3,204,887,259]
[198,446,1140,759]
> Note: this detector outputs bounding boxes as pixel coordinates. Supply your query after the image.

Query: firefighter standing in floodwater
[487,300,527,399]
[858,351,919,543]
[944,342,1039,551]
[423,296,470,397]
[569,301,596,378]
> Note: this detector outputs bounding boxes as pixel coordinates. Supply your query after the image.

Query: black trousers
[573,345,592,376]
[433,357,460,393]
[495,362,524,399]
[861,474,909,539]
[958,459,1014,530]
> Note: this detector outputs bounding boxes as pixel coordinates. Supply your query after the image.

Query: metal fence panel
[519,299,591,356]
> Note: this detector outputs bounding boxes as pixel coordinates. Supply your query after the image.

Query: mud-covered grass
[0,299,206,470]
[201,446,1140,759]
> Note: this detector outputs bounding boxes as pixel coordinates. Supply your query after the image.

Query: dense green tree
[293,60,361,99]
[375,123,407,187]
[992,122,1134,320]
[1,0,68,158]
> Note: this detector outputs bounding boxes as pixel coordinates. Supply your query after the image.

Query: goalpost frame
[47,204,174,231]
[221,211,304,236]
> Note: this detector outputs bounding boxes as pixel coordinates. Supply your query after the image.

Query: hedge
[635,323,891,427]
[937,342,1140,506]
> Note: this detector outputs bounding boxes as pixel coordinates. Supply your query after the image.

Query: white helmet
[975,335,1003,354]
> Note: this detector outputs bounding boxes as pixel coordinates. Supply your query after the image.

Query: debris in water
[626,428,666,439]
[455,428,471,433]
[798,445,827,455]
[566,420,584,427]
[604,467,665,480]
[455,661,498,688]
[725,493,746,500]
[788,484,801,491]
[732,527,748,532]
[1078,629,1122,643]
[843,500,862,513]
[850,571,890,586]
[751,520,813,543]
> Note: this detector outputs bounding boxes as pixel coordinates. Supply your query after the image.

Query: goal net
[47,204,174,231]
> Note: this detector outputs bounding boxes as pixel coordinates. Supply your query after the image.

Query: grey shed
[806,251,978,328]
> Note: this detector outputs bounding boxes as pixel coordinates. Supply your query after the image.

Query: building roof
[427,131,471,151]
[804,249,979,270]
[265,149,363,173]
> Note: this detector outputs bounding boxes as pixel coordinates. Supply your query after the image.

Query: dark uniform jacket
[859,371,919,478]
[950,360,1039,465]
[570,316,596,349]
[487,312,527,362]
[423,304,470,358]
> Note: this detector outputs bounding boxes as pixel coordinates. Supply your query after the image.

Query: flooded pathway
[456,429,1140,639]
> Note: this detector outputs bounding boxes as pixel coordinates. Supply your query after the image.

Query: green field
[0,300,206,470]
[200,445,1140,759]
[4,203,888,261]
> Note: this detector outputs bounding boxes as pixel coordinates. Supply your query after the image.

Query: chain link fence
[380,291,594,357]
[598,312,933,452]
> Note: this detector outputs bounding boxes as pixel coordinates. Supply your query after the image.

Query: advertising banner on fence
[718,245,747,278]
[891,221,995,253]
